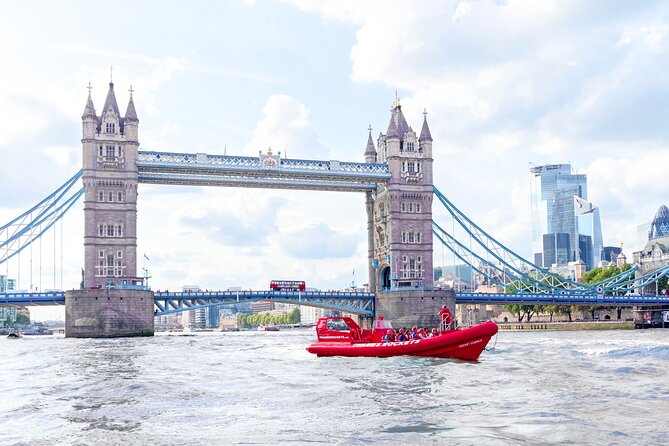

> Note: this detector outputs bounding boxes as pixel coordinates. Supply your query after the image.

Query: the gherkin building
[649,205,669,240]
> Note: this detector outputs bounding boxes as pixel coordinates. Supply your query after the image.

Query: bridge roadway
[0,290,377,316]
[1,290,668,315]
[455,292,669,306]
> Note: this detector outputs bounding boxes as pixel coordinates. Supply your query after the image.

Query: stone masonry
[375,289,455,329]
[65,289,154,338]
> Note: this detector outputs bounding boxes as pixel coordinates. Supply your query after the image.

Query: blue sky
[2,1,669,320]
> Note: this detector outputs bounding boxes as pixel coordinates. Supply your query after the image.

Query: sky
[1,0,669,320]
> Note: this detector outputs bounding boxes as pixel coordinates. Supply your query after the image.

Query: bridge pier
[65,289,154,338]
[375,289,455,329]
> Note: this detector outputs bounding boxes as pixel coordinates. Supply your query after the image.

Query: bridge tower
[65,82,153,338]
[365,99,453,327]
[81,82,140,289]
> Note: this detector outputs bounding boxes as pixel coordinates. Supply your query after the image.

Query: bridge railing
[137,151,391,176]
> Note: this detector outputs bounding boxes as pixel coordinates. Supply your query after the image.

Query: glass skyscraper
[530,163,603,270]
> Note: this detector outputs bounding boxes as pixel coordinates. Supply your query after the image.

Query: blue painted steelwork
[433,186,587,293]
[0,289,374,316]
[136,151,390,192]
[153,290,375,317]
[456,292,669,306]
[433,187,669,295]
[0,291,65,306]
[4,287,669,311]
[5,171,669,309]
[1,171,83,266]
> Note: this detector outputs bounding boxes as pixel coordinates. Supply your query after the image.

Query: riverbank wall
[498,321,634,330]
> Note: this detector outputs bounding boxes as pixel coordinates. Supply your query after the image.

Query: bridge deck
[2,291,668,312]
[136,151,391,192]
[455,292,669,306]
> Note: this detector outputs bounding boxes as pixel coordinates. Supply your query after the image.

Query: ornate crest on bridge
[260,148,280,169]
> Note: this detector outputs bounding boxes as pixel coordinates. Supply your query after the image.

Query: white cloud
[452,2,472,23]
[244,94,327,159]
[285,0,669,258]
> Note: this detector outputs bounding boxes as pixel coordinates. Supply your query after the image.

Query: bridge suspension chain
[432,187,664,295]
[0,170,83,268]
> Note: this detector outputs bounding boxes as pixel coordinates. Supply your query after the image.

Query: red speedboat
[306,316,498,361]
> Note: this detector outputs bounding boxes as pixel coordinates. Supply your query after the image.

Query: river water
[1,329,668,445]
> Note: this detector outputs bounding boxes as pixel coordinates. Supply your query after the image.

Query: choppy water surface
[1,329,669,445]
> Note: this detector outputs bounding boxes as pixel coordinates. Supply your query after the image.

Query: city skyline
[529,163,604,270]
[2,1,669,320]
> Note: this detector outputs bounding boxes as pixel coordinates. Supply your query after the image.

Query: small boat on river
[258,325,280,332]
[306,316,497,361]
[7,328,23,339]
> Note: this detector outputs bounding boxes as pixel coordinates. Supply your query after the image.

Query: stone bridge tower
[365,99,453,328]
[81,82,140,289]
[368,100,435,291]
[66,82,153,338]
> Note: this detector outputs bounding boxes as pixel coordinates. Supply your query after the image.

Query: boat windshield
[325,319,351,332]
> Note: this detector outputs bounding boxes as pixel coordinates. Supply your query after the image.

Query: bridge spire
[419,108,433,142]
[364,124,377,163]
[102,80,120,117]
[82,82,97,119]
[125,85,138,123]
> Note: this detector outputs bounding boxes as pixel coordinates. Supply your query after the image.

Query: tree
[288,308,301,324]
[15,314,30,327]
[582,264,632,290]
[504,304,524,322]
[543,305,560,322]
[503,304,539,322]
[556,305,576,322]
[524,305,540,322]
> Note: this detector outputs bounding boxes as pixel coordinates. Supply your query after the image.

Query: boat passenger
[410,326,419,340]
[382,329,396,343]
[397,329,407,342]
[430,328,439,337]
[418,327,428,339]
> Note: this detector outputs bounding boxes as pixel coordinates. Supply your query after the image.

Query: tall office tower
[637,222,652,251]
[529,163,602,270]
[574,197,604,270]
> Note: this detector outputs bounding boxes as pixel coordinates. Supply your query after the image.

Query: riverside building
[633,205,669,294]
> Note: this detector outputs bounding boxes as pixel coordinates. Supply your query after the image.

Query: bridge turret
[364,125,377,163]
[419,109,433,158]
[82,87,97,139]
[124,88,139,141]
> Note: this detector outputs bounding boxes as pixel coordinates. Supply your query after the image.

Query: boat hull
[307,321,498,361]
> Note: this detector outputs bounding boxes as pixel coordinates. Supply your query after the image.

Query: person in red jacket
[438,305,453,330]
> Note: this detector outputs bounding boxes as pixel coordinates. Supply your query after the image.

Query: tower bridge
[2,82,669,336]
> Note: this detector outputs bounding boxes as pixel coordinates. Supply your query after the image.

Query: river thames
[2,329,668,445]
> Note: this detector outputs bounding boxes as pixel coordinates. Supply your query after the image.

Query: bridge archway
[380,266,391,290]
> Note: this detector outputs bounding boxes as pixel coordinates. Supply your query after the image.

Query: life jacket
[397,333,407,342]
[439,307,452,324]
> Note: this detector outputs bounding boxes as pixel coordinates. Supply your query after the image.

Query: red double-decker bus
[270,280,306,291]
